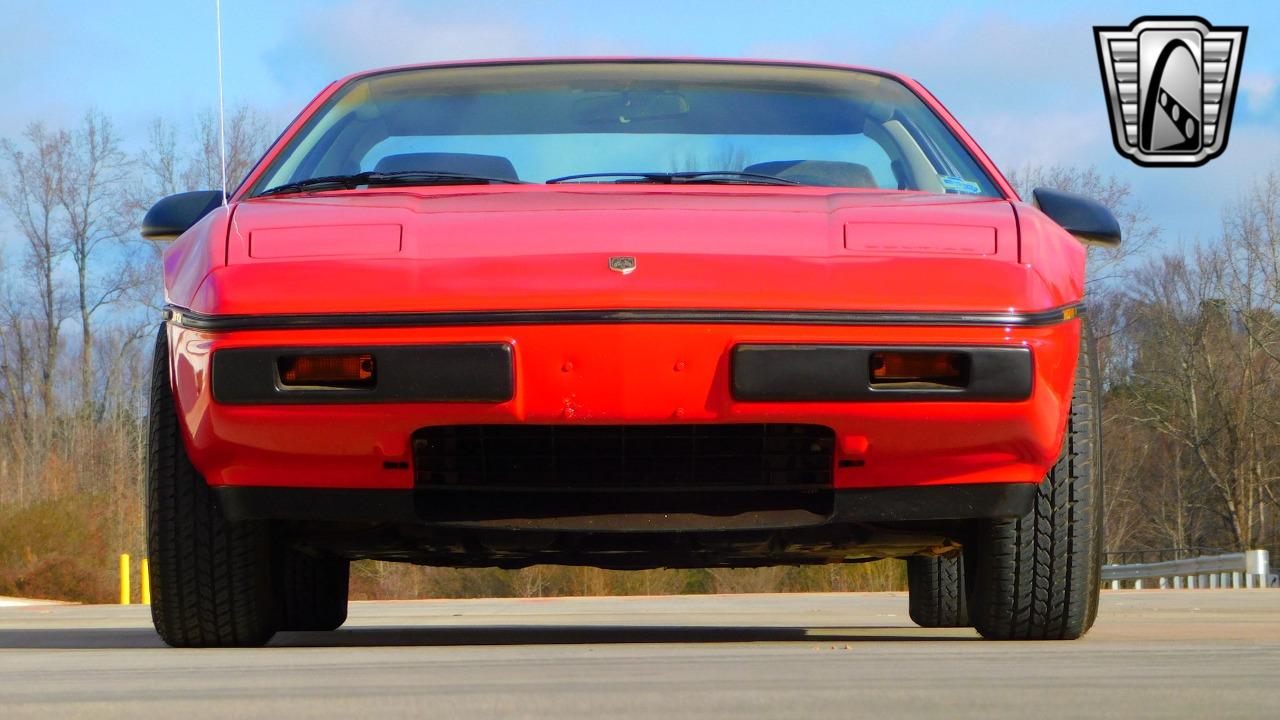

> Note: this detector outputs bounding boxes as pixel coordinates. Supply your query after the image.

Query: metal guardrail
[1103,547,1231,565]
[1102,549,1274,589]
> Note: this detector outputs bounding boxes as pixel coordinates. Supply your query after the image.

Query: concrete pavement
[0,590,1276,719]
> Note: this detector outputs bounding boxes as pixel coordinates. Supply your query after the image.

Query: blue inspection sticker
[940,175,983,194]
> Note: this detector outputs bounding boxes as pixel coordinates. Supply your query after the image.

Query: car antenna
[214,0,228,207]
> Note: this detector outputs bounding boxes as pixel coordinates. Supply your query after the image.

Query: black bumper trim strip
[165,303,1083,332]
[731,344,1033,402]
[215,482,1038,525]
[216,487,420,523]
[211,343,514,404]
[831,482,1038,522]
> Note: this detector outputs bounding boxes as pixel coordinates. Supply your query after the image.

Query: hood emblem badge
[608,256,637,275]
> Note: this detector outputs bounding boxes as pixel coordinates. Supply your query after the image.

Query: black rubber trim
[831,482,1038,522]
[211,343,514,404]
[216,487,419,523]
[165,303,1083,332]
[215,482,1038,524]
[731,344,1032,402]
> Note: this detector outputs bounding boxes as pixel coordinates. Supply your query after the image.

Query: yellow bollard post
[119,553,131,605]
[140,558,151,605]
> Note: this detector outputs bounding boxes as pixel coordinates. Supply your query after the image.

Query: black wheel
[276,548,350,632]
[147,326,277,647]
[969,320,1104,640]
[907,554,970,628]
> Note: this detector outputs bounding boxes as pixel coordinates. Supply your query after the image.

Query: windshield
[248,62,1001,197]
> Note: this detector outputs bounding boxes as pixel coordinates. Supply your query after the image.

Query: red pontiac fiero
[141,59,1120,646]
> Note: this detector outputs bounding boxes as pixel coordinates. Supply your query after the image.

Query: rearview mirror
[571,90,690,126]
[1031,187,1122,248]
[141,190,225,241]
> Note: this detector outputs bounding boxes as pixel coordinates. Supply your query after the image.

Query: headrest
[744,160,878,188]
[373,152,519,180]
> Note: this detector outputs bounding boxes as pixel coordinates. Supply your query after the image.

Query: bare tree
[131,106,277,210]
[0,253,33,428]
[125,118,183,219]
[669,146,750,174]
[1215,170,1280,546]
[183,105,274,193]
[142,117,182,198]
[0,124,70,414]
[58,110,132,402]
[1120,244,1280,550]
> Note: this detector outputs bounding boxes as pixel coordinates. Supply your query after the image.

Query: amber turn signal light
[278,353,375,389]
[869,351,969,389]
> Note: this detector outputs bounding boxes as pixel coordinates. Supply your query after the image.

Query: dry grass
[348,560,906,600]
[0,494,131,603]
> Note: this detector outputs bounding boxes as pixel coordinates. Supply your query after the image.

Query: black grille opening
[412,424,835,520]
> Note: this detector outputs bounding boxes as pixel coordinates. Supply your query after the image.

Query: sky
[1,0,1278,247]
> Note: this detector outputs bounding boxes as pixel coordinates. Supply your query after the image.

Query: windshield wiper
[545,171,799,186]
[258,170,525,197]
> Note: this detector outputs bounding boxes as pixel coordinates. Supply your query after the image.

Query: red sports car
[142,59,1120,647]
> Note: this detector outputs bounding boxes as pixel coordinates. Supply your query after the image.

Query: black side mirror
[1031,187,1122,248]
[141,190,226,241]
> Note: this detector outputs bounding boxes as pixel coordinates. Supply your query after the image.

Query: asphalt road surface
[1,590,1276,719]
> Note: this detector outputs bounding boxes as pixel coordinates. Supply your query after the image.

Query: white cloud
[1240,71,1278,113]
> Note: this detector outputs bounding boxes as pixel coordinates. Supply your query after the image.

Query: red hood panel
[182,187,1072,315]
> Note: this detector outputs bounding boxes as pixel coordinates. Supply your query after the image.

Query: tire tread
[147,326,276,647]
[907,554,969,628]
[970,321,1103,640]
[277,548,349,632]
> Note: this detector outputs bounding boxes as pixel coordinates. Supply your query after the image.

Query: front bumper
[167,314,1080,497]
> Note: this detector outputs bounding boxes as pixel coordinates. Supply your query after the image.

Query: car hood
[178,186,1078,316]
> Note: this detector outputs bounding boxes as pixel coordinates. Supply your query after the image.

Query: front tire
[968,320,1103,640]
[147,326,277,647]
